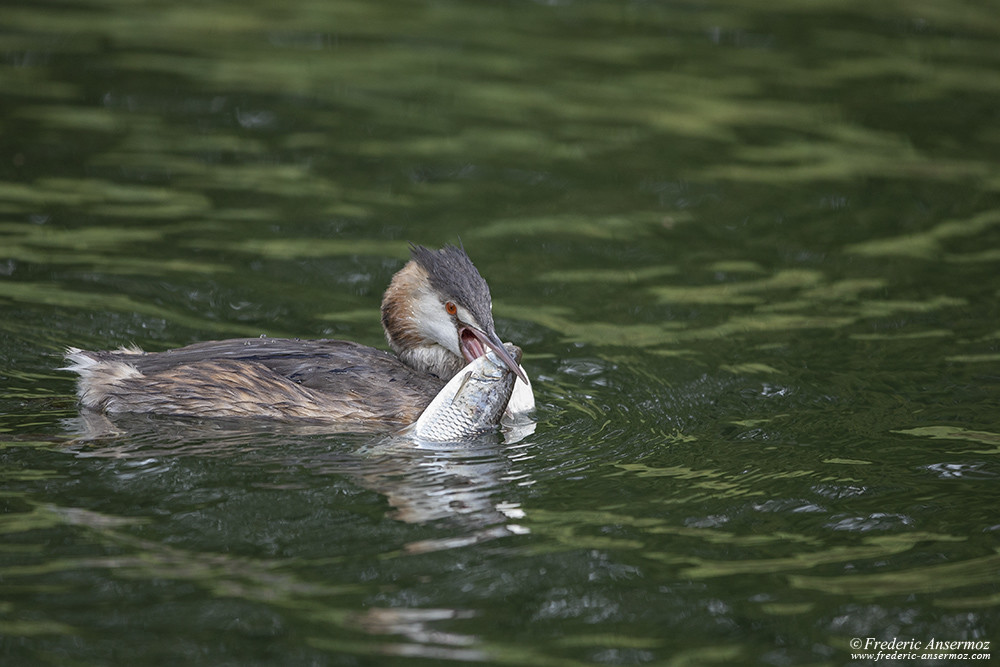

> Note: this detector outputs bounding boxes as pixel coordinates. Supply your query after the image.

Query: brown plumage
[66,338,443,425]
[64,244,533,428]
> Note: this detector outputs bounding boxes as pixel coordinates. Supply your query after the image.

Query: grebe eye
[445,301,457,315]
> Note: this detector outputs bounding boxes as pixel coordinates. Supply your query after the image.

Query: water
[2,0,999,664]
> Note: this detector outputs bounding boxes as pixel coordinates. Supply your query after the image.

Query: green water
[2,0,999,664]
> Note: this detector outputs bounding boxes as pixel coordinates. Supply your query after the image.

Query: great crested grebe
[64,244,533,429]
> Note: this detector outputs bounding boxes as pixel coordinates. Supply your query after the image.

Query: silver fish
[405,343,522,442]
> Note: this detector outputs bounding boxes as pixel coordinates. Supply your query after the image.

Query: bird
[63,244,533,430]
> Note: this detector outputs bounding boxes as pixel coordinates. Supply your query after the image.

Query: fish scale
[407,344,521,442]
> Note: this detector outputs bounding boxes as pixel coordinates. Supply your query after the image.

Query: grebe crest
[382,244,522,383]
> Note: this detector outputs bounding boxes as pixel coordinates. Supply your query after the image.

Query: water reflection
[358,438,531,530]
[62,411,535,537]
[328,607,487,662]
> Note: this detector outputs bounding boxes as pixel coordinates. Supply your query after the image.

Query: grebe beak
[460,325,529,384]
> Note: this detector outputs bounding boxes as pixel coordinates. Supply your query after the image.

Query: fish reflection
[354,432,534,549]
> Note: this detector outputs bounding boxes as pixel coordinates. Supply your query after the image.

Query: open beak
[460,325,529,384]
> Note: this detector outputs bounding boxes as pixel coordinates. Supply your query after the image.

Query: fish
[403,343,522,442]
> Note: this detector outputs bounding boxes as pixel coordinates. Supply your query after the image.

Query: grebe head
[381,243,526,382]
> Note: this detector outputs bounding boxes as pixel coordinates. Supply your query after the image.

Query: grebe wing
[121,338,445,395]
[66,338,446,424]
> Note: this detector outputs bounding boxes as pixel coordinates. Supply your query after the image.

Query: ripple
[825,513,915,532]
[924,462,997,480]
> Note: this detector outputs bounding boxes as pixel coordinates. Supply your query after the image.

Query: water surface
[2,0,999,664]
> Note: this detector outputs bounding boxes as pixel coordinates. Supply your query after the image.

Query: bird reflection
[60,412,536,548]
